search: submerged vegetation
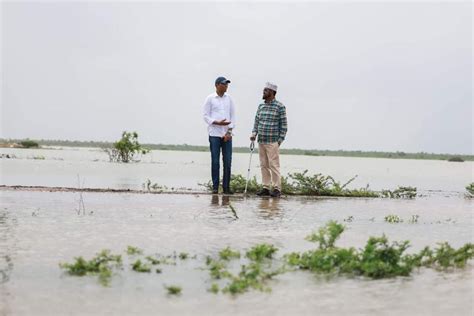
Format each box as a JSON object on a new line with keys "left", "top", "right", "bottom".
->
{"left": 466, "top": 183, "right": 474, "bottom": 198}
{"left": 285, "top": 221, "right": 474, "bottom": 279}
{"left": 59, "top": 250, "right": 122, "bottom": 286}
{"left": 201, "top": 171, "right": 416, "bottom": 198}
{"left": 165, "top": 285, "right": 182, "bottom": 295}
{"left": 60, "top": 223, "right": 474, "bottom": 295}
{"left": 381, "top": 186, "right": 417, "bottom": 199}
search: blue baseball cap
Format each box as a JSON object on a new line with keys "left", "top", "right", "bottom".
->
{"left": 215, "top": 76, "right": 231, "bottom": 85}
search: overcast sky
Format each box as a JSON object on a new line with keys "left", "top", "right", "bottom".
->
{"left": 1, "top": 1, "right": 472, "bottom": 154}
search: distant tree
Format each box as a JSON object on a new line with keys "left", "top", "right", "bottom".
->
{"left": 448, "top": 156, "right": 464, "bottom": 162}
{"left": 103, "top": 131, "right": 149, "bottom": 163}
{"left": 20, "top": 140, "right": 39, "bottom": 148}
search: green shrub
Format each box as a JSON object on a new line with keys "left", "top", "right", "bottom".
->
{"left": 20, "top": 140, "right": 39, "bottom": 148}
{"left": 466, "top": 183, "right": 474, "bottom": 197}
{"left": 60, "top": 250, "right": 122, "bottom": 286}
{"left": 103, "top": 131, "right": 149, "bottom": 163}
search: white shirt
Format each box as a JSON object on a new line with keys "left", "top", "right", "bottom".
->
{"left": 203, "top": 92, "right": 236, "bottom": 137}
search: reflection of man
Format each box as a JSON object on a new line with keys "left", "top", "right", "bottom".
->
{"left": 258, "top": 197, "right": 281, "bottom": 219}
{"left": 210, "top": 195, "right": 230, "bottom": 206}
{"left": 250, "top": 82, "right": 288, "bottom": 198}
{"left": 203, "top": 76, "right": 236, "bottom": 195}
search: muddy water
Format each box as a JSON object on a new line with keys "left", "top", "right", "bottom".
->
{"left": 0, "top": 147, "right": 472, "bottom": 192}
{"left": 0, "top": 189, "right": 472, "bottom": 316}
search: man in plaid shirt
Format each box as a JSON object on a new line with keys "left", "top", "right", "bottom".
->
{"left": 250, "top": 82, "right": 288, "bottom": 197}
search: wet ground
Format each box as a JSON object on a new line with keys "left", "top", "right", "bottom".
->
{"left": 0, "top": 189, "right": 472, "bottom": 316}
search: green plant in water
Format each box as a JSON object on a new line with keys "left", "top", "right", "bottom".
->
{"left": 200, "top": 172, "right": 418, "bottom": 199}
{"left": 145, "top": 256, "right": 161, "bottom": 265}
{"left": 343, "top": 215, "right": 354, "bottom": 222}
{"left": 384, "top": 214, "right": 403, "bottom": 223}
{"left": 228, "top": 203, "right": 239, "bottom": 219}
{"left": 219, "top": 247, "right": 241, "bottom": 261}
{"left": 165, "top": 285, "right": 182, "bottom": 295}
{"left": 408, "top": 215, "right": 419, "bottom": 223}
{"left": 209, "top": 283, "right": 219, "bottom": 294}
{"left": 206, "top": 256, "right": 232, "bottom": 280}
{"left": 103, "top": 131, "right": 150, "bottom": 163}
{"left": 466, "top": 183, "right": 474, "bottom": 198}
{"left": 142, "top": 179, "right": 168, "bottom": 192}
{"left": 126, "top": 246, "right": 143, "bottom": 255}
{"left": 286, "top": 221, "right": 474, "bottom": 280}
{"left": 199, "top": 174, "right": 261, "bottom": 193}
{"left": 132, "top": 259, "right": 151, "bottom": 273}
{"left": 60, "top": 249, "right": 122, "bottom": 286}
{"left": 381, "top": 186, "right": 417, "bottom": 199}
{"left": 179, "top": 252, "right": 189, "bottom": 260}
{"left": 246, "top": 244, "right": 278, "bottom": 262}
{"left": 223, "top": 262, "right": 278, "bottom": 294}
{"left": 305, "top": 220, "right": 344, "bottom": 249}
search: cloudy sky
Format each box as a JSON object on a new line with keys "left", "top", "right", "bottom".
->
{"left": 1, "top": 1, "right": 472, "bottom": 154}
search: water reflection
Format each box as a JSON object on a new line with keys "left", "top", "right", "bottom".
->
{"left": 257, "top": 197, "right": 282, "bottom": 220}
{"left": 210, "top": 195, "right": 230, "bottom": 207}
{"left": 209, "top": 195, "right": 237, "bottom": 221}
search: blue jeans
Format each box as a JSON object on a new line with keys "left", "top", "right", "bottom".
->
{"left": 209, "top": 136, "right": 232, "bottom": 191}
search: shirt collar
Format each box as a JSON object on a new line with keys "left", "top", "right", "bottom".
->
{"left": 214, "top": 92, "right": 226, "bottom": 98}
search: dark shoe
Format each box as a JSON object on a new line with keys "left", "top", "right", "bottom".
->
{"left": 270, "top": 189, "right": 281, "bottom": 198}
{"left": 212, "top": 189, "right": 219, "bottom": 194}
{"left": 256, "top": 188, "right": 271, "bottom": 196}
{"left": 223, "top": 189, "right": 234, "bottom": 195}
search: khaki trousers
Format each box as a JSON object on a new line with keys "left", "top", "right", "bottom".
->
{"left": 258, "top": 142, "right": 281, "bottom": 190}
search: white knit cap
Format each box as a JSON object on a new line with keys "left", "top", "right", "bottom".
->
{"left": 265, "top": 82, "right": 278, "bottom": 92}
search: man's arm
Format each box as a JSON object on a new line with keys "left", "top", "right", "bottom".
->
{"left": 227, "top": 96, "right": 236, "bottom": 131}
{"left": 250, "top": 106, "right": 260, "bottom": 141}
{"left": 278, "top": 105, "right": 288, "bottom": 145}
{"left": 203, "top": 96, "right": 214, "bottom": 126}
{"left": 203, "top": 96, "right": 230, "bottom": 126}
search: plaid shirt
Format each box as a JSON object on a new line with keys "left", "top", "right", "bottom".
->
{"left": 252, "top": 99, "right": 288, "bottom": 144}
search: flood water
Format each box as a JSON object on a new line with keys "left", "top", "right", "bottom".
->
{"left": 0, "top": 147, "right": 473, "bottom": 315}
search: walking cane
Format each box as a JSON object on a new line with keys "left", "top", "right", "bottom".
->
{"left": 244, "top": 141, "right": 255, "bottom": 195}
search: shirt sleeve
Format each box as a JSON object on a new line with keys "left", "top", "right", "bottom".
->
{"left": 203, "top": 96, "right": 214, "bottom": 126}
{"left": 228, "top": 96, "right": 236, "bottom": 130}
{"left": 278, "top": 104, "right": 288, "bottom": 142}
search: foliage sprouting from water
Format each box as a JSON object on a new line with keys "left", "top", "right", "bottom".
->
{"left": 59, "top": 250, "right": 122, "bottom": 286}
{"left": 103, "top": 131, "right": 150, "bottom": 163}
{"left": 381, "top": 186, "right": 417, "bottom": 199}
{"left": 165, "top": 285, "right": 182, "bottom": 295}
{"left": 286, "top": 221, "right": 474, "bottom": 279}
{"left": 466, "top": 183, "right": 474, "bottom": 198}
{"left": 126, "top": 246, "right": 143, "bottom": 255}
{"left": 219, "top": 247, "right": 241, "bottom": 261}
{"left": 60, "top": 223, "right": 474, "bottom": 295}
{"left": 246, "top": 244, "right": 278, "bottom": 262}
{"left": 142, "top": 179, "right": 168, "bottom": 192}
{"left": 385, "top": 214, "right": 403, "bottom": 223}
{"left": 132, "top": 259, "right": 151, "bottom": 273}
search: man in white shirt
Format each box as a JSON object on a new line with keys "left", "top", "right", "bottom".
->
{"left": 203, "top": 76, "right": 236, "bottom": 194}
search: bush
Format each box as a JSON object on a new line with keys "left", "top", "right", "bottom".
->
{"left": 20, "top": 140, "right": 39, "bottom": 148}
{"left": 447, "top": 156, "right": 464, "bottom": 162}
{"left": 103, "top": 131, "right": 149, "bottom": 163}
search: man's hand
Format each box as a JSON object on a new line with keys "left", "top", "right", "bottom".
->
{"left": 213, "top": 119, "right": 231, "bottom": 126}
{"left": 223, "top": 134, "right": 232, "bottom": 142}
{"left": 250, "top": 134, "right": 256, "bottom": 141}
